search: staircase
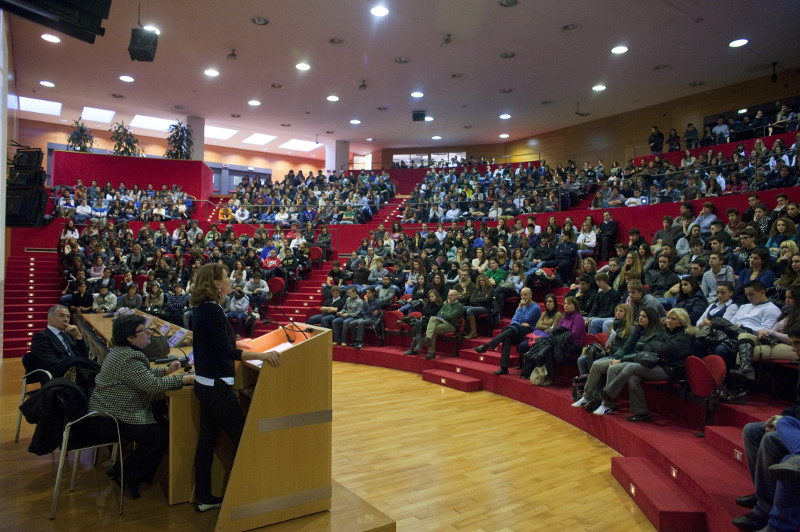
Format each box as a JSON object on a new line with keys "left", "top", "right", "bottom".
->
{"left": 4, "top": 253, "right": 62, "bottom": 358}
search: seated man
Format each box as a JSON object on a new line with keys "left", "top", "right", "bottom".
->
{"left": 244, "top": 271, "right": 269, "bottom": 309}
{"left": 733, "top": 325, "right": 800, "bottom": 532}
{"left": 92, "top": 285, "right": 118, "bottom": 313}
{"left": 29, "top": 305, "right": 90, "bottom": 376}
{"left": 307, "top": 286, "right": 345, "bottom": 329}
{"left": 405, "top": 289, "right": 464, "bottom": 360}
{"left": 346, "top": 287, "right": 382, "bottom": 349}
{"left": 162, "top": 284, "right": 189, "bottom": 326}
{"left": 475, "top": 287, "right": 540, "bottom": 375}
{"left": 225, "top": 285, "right": 250, "bottom": 339}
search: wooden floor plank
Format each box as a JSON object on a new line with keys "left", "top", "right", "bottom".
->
{"left": 1, "top": 359, "right": 653, "bottom": 531}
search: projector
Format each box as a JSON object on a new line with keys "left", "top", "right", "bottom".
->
{"left": 129, "top": 28, "right": 158, "bottom": 61}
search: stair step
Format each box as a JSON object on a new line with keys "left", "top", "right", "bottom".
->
{"left": 460, "top": 348, "right": 519, "bottom": 367}
{"left": 421, "top": 369, "right": 482, "bottom": 392}
{"left": 704, "top": 426, "right": 748, "bottom": 472}
{"left": 611, "top": 456, "right": 706, "bottom": 532}
{"left": 435, "top": 357, "right": 503, "bottom": 379}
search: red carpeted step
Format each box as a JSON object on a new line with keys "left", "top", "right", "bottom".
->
{"left": 421, "top": 369, "right": 482, "bottom": 392}
{"left": 704, "top": 426, "right": 748, "bottom": 473}
{"left": 436, "top": 357, "right": 506, "bottom": 380}
{"left": 611, "top": 456, "right": 706, "bottom": 532}
{"left": 460, "top": 348, "right": 519, "bottom": 368}
{"left": 333, "top": 345, "right": 431, "bottom": 373}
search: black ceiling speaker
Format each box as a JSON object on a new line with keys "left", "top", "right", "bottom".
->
{"left": 412, "top": 110, "right": 426, "bottom": 122}
{"left": 129, "top": 28, "right": 158, "bottom": 61}
{"left": 0, "top": 0, "right": 111, "bottom": 43}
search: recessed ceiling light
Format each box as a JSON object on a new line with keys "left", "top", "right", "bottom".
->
{"left": 270, "top": 83, "right": 283, "bottom": 89}
{"left": 111, "top": 93, "right": 124, "bottom": 99}
{"left": 394, "top": 57, "right": 409, "bottom": 64}
{"left": 81, "top": 106, "right": 115, "bottom": 123}
{"left": 280, "top": 123, "right": 291, "bottom": 127}
{"left": 737, "top": 108, "right": 748, "bottom": 114}
{"left": 174, "top": 104, "right": 186, "bottom": 110}
{"left": 41, "top": 33, "right": 60, "bottom": 43}
{"left": 729, "top": 38, "right": 748, "bottom": 48}
{"left": 243, "top": 133, "right": 277, "bottom": 145}
{"left": 561, "top": 24, "right": 582, "bottom": 33}
{"left": 611, "top": 45, "right": 628, "bottom": 54}
{"left": 451, "top": 73, "right": 464, "bottom": 79}
{"left": 370, "top": 6, "right": 389, "bottom": 17}
{"left": 499, "top": 133, "right": 510, "bottom": 139}
{"left": 688, "top": 80, "right": 705, "bottom": 87}
{"left": 541, "top": 100, "right": 553, "bottom": 105}
{"left": 119, "top": 75, "right": 134, "bottom": 83}
{"left": 500, "top": 51, "right": 516, "bottom": 59}
{"left": 204, "top": 68, "right": 220, "bottom": 77}
{"left": 326, "top": 95, "right": 340, "bottom": 102}
{"left": 143, "top": 25, "right": 160, "bottom": 35}
{"left": 500, "top": 88, "right": 513, "bottom": 94}
{"left": 329, "top": 37, "right": 345, "bottom": 44}
{"left": 592, "top": 84, "right": 606, "bottom": 91}
{"left": 279, "top": 139, "right": 319, "bottom": 152}
{"left": 499, "top": 0, "right": 518, "bottom": 6}
{"left": 350, "top": 119, "right": 361, "bottom": 125}
{"left": 411, "top": 91, "right": 424, "bottom": 98}
{"left": 424, "top": 116, "right": 434, "bottom": 122}
{"left": 130, "top": 114, "right": 177, "bottom": 131}
{"left": 295, "top": 63, "right": 310, "bottom": 71}
{"left": 499, "top": 113, "right": 511, "bottom": 119}
{"left": 464, "top": 125, "right": 472, "bottom": 129}
{"left": 39, "top": 81, "right": 55, "bottom": 88}
{"left": 18, "top": 96, "right": 61, "bottom": 116}
{"left": 230, "top": 113, "right": 240, "bottom": 118}
{"left": 653, "top": 64, "right": 671, "bottom": 72}
{"left": 248, "top": 99, "right": 261, "bottom": 106}
{"left": 366, "top": 138, "right": 374, "bottom": 141}
{"left": 251, "top": 16, "right": 269, "bottom": 25}
{"left": 431, "top": 135, "right": 442, "bottom": 140}
{"left": 377, "top": 106, "right": 388, "bottom": 111}
{"left": 326, "top": 130, "right": 335, "bottom": 134}
{"left": 204, "top": 126, "right": 238, "bottom": 140}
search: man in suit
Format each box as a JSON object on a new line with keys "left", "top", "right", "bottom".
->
{"left": 29, "top": 305, "right": 89, "bottom": 375}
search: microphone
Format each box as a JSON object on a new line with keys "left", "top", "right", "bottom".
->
{"left": 261, "top": 293, "right": 308, "bottom": 343}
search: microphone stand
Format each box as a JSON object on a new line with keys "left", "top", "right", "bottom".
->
{"left": 261, "top": 294, "right": 309, "bottom": 343}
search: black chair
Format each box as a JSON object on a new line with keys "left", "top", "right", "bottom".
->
{"left": 16, "top": 352, "right": 52, "bottom": 443}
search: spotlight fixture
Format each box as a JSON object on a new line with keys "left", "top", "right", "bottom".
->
{"left": 329, "top": 37, "right": 345, "bottom": 44}
{"left": 499, "top": 113, "right": 511, "bottom": 119}
{"left": 500, "top": 88, "right": 513, "bottom": 94}
{"left": 358, "top": 80, "right": 368, "bottom": 91}
{"left": 729, "top": 38, "right": 748, "bottom": 48}
{"left": 370, "top": 6, "right": 389, "bottom": 17}
{"left": 204, "top": 68, "right": 220, "bottom": 77}
{"left": 499, "top": 0, "right": 518, "bottom": 6}
{"left": 499, "top": 133, "right": 510, "bottom": 139}
{"left": 227, "top": 49, "right": 237, "bottom": 60}
{"left": 561, "top": 24, "right": 582, "bottom": 33}
{"left": 119, "top": 75, "right": 135, "bottom": 83}
{"left": 688, "top": 80, "right": 704, "bottom": 87}
{"left": 41, "top": 33, "right": 61, "bottom": 43}
{"left": 296, "top": 63, "right": 310, "bottom": 71}
{"left": 251, "top": 16, "right": 269, "bottom": 26}
{"left": 327, "top": 95, "right": 340, "bottom": 102}
{"left": 248, "top": 99, "right": 261, "bottom": 106}
{"left": 350, "top": 119, "right": 361, "bottom": 125}
{"left": 394, "top": 57, "right": 409, "bottom": 64}
{"left": 592, "top": 84, "right": 606, "bottom": 91}
{"left": 39, "top": 81, "right": 55, "bottom": 88}
{"left": 326, "top": 130, "right": 335, "bottom": 134}
{"left": 451, "top": 73, "right": 464, "bottom": 79}
{"left": 270, "top": 83, "right": 283, "bottom": 89}
{"left": 431, "top": 136, "right": 442, "bottom": 140}
{"left": 411, "top": 91, "right": 424, "bottom": 98}
{"left": 500, "top": 51, "right": 516, "bottom": 59}
{"left": 441, "top": 33, "right": 452, "bottom": 46}
{"left": 611, "top": 45, "right": 628, "bottom": 54}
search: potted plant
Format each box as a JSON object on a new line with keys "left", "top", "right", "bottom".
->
{"left": 66, "top": 119, "right": 94, "bottom": 152}
{"left": 164, "top": 121, "right": 194, "bottom": 160}
{"left": 109, "top": 121, "right": 143, "bottom": 156}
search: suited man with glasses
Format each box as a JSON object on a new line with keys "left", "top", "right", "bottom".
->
{"left": 29, "top": 305, "right": 90, "bottom": 376}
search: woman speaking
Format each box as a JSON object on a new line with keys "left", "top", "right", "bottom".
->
{"left": 191, "top": 263, "right": 281, "bottom": 512}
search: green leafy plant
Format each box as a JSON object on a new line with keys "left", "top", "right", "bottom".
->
{"left": 164, "top": 121, "right": 194, "bottom": 159}
{"left": 109, "top": 121, "right": 143, "bottom": 157}
{"left": 66, "top": 119, "right": 94, "bottom": 152}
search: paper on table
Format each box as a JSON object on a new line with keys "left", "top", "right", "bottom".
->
{"left": 246, "top": 341, "right": 294, "bottom": 368}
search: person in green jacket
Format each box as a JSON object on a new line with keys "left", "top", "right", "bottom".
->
{"left": 485, "top": 258, "right": 508, "bottom": 287}
{"left": 405, "top": 289, "right": 464, "bottom": 360}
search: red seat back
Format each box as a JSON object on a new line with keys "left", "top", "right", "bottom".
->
{"left": 686, "top": 356, "right": 715, "bottom": 398}
{"left": 703, "top": 355, "right": 727, "bottom": 390}
{"left": 383, "top": 310, "right": 404, "bottom": 332}
{"left": 267, "top": 277, "right": 285, "bottom": 294}
{"left": 309, "top": 246, "right": 322, "bottom": 260}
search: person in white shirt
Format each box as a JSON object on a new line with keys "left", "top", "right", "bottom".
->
{"left": 696, "top": 281, "right": 738, "bottom": 327}
{"left": 234, "top": 206, "right": 250, "bottom": 223}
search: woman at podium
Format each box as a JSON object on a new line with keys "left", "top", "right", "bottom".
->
{"left": 189, "top": 263, "right": 281, "bottom": 512}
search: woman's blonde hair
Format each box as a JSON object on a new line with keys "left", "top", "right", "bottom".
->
{"left": 189, "top": 263, "right": 229, "bottom": 306}
{"left": 667, "top": 307, "right": 697, "bottom": 336}
{"left": 611, "top": 303, "right": 633, "bottom": 339}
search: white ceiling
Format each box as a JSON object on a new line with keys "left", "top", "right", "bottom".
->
{"left": 7, "top": 0, "right": 800, "bottom": 159}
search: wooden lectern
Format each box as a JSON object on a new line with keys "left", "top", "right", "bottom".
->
{"left": 215, "top": 323, "right": 332, "bottom": 531}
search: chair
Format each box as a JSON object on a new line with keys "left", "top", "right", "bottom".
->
{"left": 436, "top": 317, "right": 465, "bottom": 356}
{"left": 685, "top": 355, "right": 727, "bottom": 436}
{"left": 383, "top": 310, "right": 405, "bottom": 341}
{"left": 267, "top": 276, "right": 286, "bottom": 304}
{"left": 309, "top": 246, "right": 323, "bottom": 268}
{"left": 51, "top": 406, "right": 124, "bottom": 519}
{"left": 16, "top": 352, "right": 52, "bottom": 443}
{"left": 133, "top": 274, "right": 148, "bottom": 292}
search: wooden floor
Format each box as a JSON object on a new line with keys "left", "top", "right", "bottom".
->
{"left": 0, "top": 358, "right": 653, "bottom": 531}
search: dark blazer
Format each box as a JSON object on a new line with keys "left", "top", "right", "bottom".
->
{"left": 29, "top": 328, "right": 89, "bottom": 375}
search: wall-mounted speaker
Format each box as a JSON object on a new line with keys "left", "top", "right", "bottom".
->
{"left": 7, "top": 188, "right": 48, "bottom": 226}
{"left": 129, "top": 28, "right": 158, "bottom": 61}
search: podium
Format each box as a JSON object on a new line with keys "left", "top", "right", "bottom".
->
{"left": 215, "top": 323, "right": 332, "bottom": 531}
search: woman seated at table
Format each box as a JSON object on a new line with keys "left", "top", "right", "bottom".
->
{"left": 85, "top": 314, "right": 195, "bottom": 499}
{"left": 596, "top": 308, "right": 695, "bottom": 422}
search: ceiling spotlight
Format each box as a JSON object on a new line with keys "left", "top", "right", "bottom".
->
{"left": 611, "top": 45, "right": 628, "bottom": 54}
{"left": 327, "top": 95, "right": 340, "bottom": 102}
{"left": 280, "top": 123, "right": 291, "bottom": 127}
{"left": 251, "top": 16, "right": 269, "bottom": 25}
{"left": 370, "top": 6, "right": 389, "bottom": 17}
{"left": 41, "top": 33, "right": 61, "bottom": 43}
{"left": 411, "top": 91, "right": 424, "bottom": 98}
{"left": 270, "top": 83, "right": 283, "bottom": 89}
{"left": 499, "top": 133, "right": 510, "bottom": 139}
{"left": 174, "top": 104, "right": 186, "bottom": 110}
{"left": 39, "top": 81, "right": 55, "bottom": 88}
{"left": 326, "top": 130, "right": 335, "bottom": 134}
{"left": 227, "top": 49, "right": 237, "bottom": 60}
{"left": 204, "top": 68, "right": 220, "bottom": 77}
{"left": 688, "top": 80, "right": 705, "bottom": 87}
{"left": 729, "top": 38, "right": 748, "bottom": 48}
{"left": 424, "top": 116, "right": 434, "bottom": 122}
{"left": 500, "top": 88, "right": 513, "bottom": 94}
{"left": 499, "top": 0, "right": 518, "bottom": 6}
{"left": 143, "top": 25, "right": 160, "bottom": 35}
{"left": 394, "top": 57, "right": 409, "bottom": 64}
{"left": 653, "top": 64, "right": 671, "bottom": 72}
{"left": 296, "top": 63, "right": 310, "bottom": 71}
{"left": 119, "top": 75, "right": 135, "bottom": 83}
{"left": 377, "top": 106, "right": 389, "bottom": 111}
{"left": 248, "top": 99, "right": 261, "bottom": 106}
{"left": 592, "top": 84, "right": 606, "bottom": 91}
{"left": 541, "top": 100, "right": 553, "bottom": 105}
{"left": 366, "top": 138, "right": 374, "bottom": 142}
{"left": 499, "top": 113, "right": 511, "bottom": 119}
{"left": 431, "top": 135, "right": 442, "bottom": 140}
{"left": 464, "top": 125, "right": 472, "bottom": 129}
{"left": 358, "top": 80, "right": 368, "bottom": 91}
{"left": 451, "top": 73, "right": 464, "bottom": 79}
{"left": 329, "top": 37, "right": 345, "bottom": 44}
{"left": 111, "top": 93, "right": 124, "bottom": 99}
{"left": 500, "top": 51, "right": 516, "bottom": 59}
{"left": 230, "top": 114, "right": 240, "bottom": 118}
{"left": 350, "top": 119, "right": 361, "bottom": 125}
{"left": 561, "top": 24, "right": 582, "bottom": 33}
{"left": 737, "top": 108, "right": 748, "bottom": 114}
